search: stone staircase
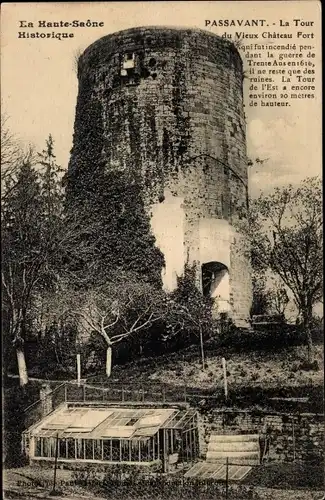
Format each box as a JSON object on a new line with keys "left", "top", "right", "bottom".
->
{"left": 184, "top": 433, "right": 260, "bottom": 480}
{"left": 206, "top": 433, "right": 261, "bottom": 466}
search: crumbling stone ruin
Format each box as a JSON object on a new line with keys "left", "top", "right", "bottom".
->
{"left": 68, "top": 27, "right": 252, "bottom": 327}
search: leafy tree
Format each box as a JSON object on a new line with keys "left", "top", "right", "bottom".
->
{"left": 250, "top": 177, "right": 322, "bottom": 361}
{"left": 267, "top": 278, "right": 290, "bottom": 318}
{"left": 250, "top": 272, "right": 271, "bottom": 317}
{"left": 164, "top": 265, "right": 214, "bottom": 369}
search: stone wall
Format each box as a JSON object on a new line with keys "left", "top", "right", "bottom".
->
{"left": 198, "top": 409, "right": 324, "bottom": 463}
{"left": 68, "top": 27, "right": 252, "bottom": 326}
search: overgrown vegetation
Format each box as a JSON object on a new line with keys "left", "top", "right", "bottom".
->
{"left": 4, "top": 464, "right": 323, "bottom": 499}
{"left": 1, "top": 125, "right": 218, "bottom": 384}
{"left": 2, "top": 120, "right": 323, "bottom": 398}
{"left": 248, "top": 177, "right": 323, "bottom": 362}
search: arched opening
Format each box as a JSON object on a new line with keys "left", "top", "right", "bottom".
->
{"left": 202, "top": 261, "right": 230, "bottom": 313}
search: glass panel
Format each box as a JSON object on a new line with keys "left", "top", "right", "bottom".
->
{"left": 126, "top": 418, "right": 139, "bottom": 426}
{"left": 140, "top": 440, "right": 150, "bottom": 462}
{"left": 147, "top": 438, "right": 154, "bottom": 460}
{"left": 66, "top": 410, "right": 112, "bottom": 433}
{"left": 67, "top": 438, "right": 75, "bottom": 459}
{"left": 76, "top": 439, "right": 84, "bottom": 459}
{"left": 35, "top": 437, "right": 42, "bottom": 457}
{"left": 58, "top": 439, "right": 67, "bottom": 459}
{"left": 167, "top": 430, "right": 176, "bottom": 454}
{"left": 103, "top": 440, "right": 111, "bottom": 461}
{"left": 111, "top": 440, "right": 120, "bottom": 461}
{"left": 43, "top": 438, "right": 50, "bottom": 457}
{"left": 154, "top": 433, "right": 161, "bottom": 460}
{"left": 174, "top": 431, "right": 182, "bottom": 454}
{"left": 22, "top": 434, "right": 29, "bottom": 453}
{"left": 49, "top": 437, "right": 57, "bottom": 458}
{"left": 93, "top": 439, "right": 102, "bottom": 460}
{"left": 115, "top": 417, "right": 134, "bottom": 426}
{"left": 121, "top": 440, "right": 130, "bottom": 461}
{"left": 130, "top": 440, "right": 140, "bottom": 462}
{"left": 85, "top": 439, "right": 93, "bottom": 460}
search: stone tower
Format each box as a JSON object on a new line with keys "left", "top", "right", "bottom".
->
{"left": 68, "top": 27, "right": 252, "bottom": 327}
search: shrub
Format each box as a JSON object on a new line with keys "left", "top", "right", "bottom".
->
{"left": 71, "top": 465, "right": 102, "bottom": 483}
{"left": 299, "top": 359, "right": 319, "bottom": 371}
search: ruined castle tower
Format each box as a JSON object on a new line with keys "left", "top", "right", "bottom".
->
{"left": 68, "top": 27, "right": 252, "bottom": 327}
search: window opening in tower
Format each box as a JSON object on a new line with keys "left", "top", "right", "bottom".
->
{"left": 122, "top": 53, "right": 136, "bottom": 70}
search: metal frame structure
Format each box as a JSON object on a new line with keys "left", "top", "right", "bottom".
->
{"left": 23, "top": 402, "right": 199, "bottom": 471}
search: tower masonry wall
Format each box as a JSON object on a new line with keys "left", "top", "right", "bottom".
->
{"left": 70, "top": 27, "right": 252, "bottom": 327}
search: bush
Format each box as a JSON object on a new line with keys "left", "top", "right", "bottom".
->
{"left": 299, "top": 359, "right": 320, "bottom": 372}
{"left": 85, "top": 474, "right": 261, "bottom": 499}
{"left": 71, "top": 465, "right": 102, "bottom": 483}
{"left": 213, "top": 324, "right": 303, "bottom": 353}
{"left": 3, "top": 384, "right": 40, "bottom": 467}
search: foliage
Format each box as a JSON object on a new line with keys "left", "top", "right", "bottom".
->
{"left": 251, "top": 274, "right": 289, "bottom": 318}
{"left": 37, "top": 134, "right": 64, "bottom": 218}
{"left": 73, "top": 472, "right": 259, "bottom": 500}
{"left": 35, "top": 323, "right": 79, "bottom": 378}
{"left": 2, "top": 125, "right": 201, "bottom": 379}
{"left": 2, "top": 160, "right": 45, "bottom": 349}
{"left": 267, "top": 278, "right": 289, "bottom": 317}
{"left": 3, "top": 383, "right": 39, "bottom": 467}
{"left": 250, "top": 272, "right": 271, "bottom": 317}
{"left": 1, "top": 113, "right": 34, "bottom": 198}
{"left": 1, "top": 135, "right": 78, "bottom": 381}
{"left": 244, "top": 461, "right": 324, "bottom": 489}
{"left": 64, "top": 169, "right": 165, "bottom": 288}
{"left": 52, "top": 271, "right": 166, "bottom": 346}
{"left": 66, "top": 78, "right": 165, "bottom": 287}
{"left": 45, "top": 264, "right": 216, "bottom": 375}
{"left": 249, "top": 177, "right": 323, "bottom": 359}
{"left": 166, "top": 265, "right": 214, "bottom": 336}
{"left": 162, "top": 265, "right": 215, "bottom": 367}
{"left": 38, "top": 267, "right": 169, "bottom": 376}
{"left": 71, "top": 464, "right": 103, "bottom": 482}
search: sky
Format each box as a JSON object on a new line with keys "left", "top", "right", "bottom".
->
{"left": 1, "top": 1, "right": 322, "bottom": 198}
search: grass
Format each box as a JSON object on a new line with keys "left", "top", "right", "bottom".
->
{"left": 243, "top": 462, "right": 324, "bottom": 489}
{"left": 146, "top": 346, "right": 323, "bottom": 389}
{"left": 4, "top": 465, "right": 324, "bottom": 500}
{"left": 89, "top": 344, "right": 323, "bottom": 402}
{"left": 82, "top": 344, "right": 325, "bottom": 414}
{"left": 5, "top": 463, "right": 324, "bottom": 489}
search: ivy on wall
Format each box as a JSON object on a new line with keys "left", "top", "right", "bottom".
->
{"left": 65, "top": 70, "right": 164, "bottom": 288}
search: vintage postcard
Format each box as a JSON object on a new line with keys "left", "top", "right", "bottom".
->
{"left": 1, "top": 1, "right": 323, "bottom": 499}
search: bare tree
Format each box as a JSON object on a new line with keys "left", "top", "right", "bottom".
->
{"left": 250, "top": 177, "right": 323, "bottom": 362}
{"left": 1, "top": 114, "right": 22, "bottom": 179}
{"left": 72, "top": 47, "right": 84, "bottom": 75}
{"left": 1, "top": 113, "right": 35, "bottom": 193}
{"left": 47, "top": 272, "right": 167, "bottom": 378}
